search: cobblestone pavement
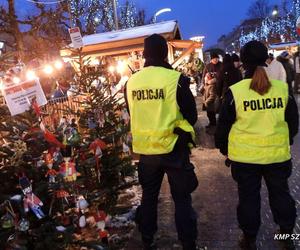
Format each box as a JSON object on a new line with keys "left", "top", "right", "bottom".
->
{"left": 126, "top": 95, "right": 300, "bottom": 250}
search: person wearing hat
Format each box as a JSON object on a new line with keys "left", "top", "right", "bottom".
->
{"left": 201, "top": 52, "right": 222, "bottom": 133}
{"left": 215, "top": 41, "right": 299, "bottom": 250}
{"left": 125, "top": 34, "right": 199, "bottom": 250}
{"left": 277, "top": 51, "right": 295, "bottom": 91}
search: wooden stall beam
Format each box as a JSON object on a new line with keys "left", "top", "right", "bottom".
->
{"left": 171, "top": 44, "right": 197, "bottom": 69}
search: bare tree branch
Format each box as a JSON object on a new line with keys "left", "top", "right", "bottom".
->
{"left": 247, "top": 0, "right": 271, "bottom": 19}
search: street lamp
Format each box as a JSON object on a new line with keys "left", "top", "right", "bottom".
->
{"left": 154, "top": 8, "right": 172, "bottom": 23}
{"left": 272, "top": 5, "right": 279, "bottom": 17}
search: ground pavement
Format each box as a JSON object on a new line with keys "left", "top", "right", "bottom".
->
{"left": 125, "top": 95, "right": 300, "bottom": 250}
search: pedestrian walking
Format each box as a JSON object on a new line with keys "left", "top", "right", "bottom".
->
{"left": 277, "top": 51, "right": 295, "bottom": 91}
{"left": 125, "top": 34, "right": 199, "bottom": 250}
{"left": 264, "top": 53, "right": 287, "bottom": 82}
{"left": 217, "top": 54, "right": 243, "bottom": 100}
{"left": 293, "top": 51, "right": 300, "bottom": 93}
{"left": 201, "top": 52, "right": 222, "bottom": 132}
{"left": 215, "top": 41, "right": 299, "bottom": 250}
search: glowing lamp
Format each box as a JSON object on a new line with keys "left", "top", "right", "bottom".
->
{"left": 13, "top": 77, "right": 21, "bottom": 84}
{"left": 26, "top": 70, "right": 36, "bottom": 81}
{"left": 117, "top": 60, "right": 126, "bottom": 74}
{"left": 54, "top": 61, "right": 63, "bottom": 70}
{"left": 109, "top": 66, "right": 115, "bottom": 73}
{"left": 44, "top": 65, "right": 53, "bottom": 75}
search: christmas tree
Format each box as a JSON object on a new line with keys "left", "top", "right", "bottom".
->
{"left": 0, "top": 51, "right": 135, "bottom": 249}
{"left": 65, "top": 50, "right": 133, "bottom": 192}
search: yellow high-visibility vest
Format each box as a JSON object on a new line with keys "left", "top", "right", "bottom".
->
{"left": 127, "top": 66, "right": 195, "bottom": 155}
{"left": 228, "top": 79, "right": 290, "bottom": 164}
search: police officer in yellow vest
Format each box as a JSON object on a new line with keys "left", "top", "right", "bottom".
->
{"left": 125, "top": 34, "right": 199, "bottom": 250}
{"left": 215, "top": 41, "right": 299, "bottom": 250}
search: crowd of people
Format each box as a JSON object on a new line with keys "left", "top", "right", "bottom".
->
{"left": 125, "top": 34, "right": 299, "bottom": 250}
{"left": 200, "top": 49, "right": 299, "bottom": 135}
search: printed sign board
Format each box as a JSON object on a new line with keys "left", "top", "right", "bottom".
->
{"left": 2, "top": 79, "right": 47, "bottom": 116}
{"left": 69, "top": 27, "right": 84, "bottom": 49}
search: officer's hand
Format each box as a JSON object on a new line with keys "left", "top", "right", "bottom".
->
{"left": 224, "top": 157, "right": 232, "bottom": 168}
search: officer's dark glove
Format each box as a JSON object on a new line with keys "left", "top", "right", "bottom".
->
{"left": 225, "top": 158, "right": 232, "bottom": 168}
{"left": 173, "top": 127, "right": 196, "bottom": 155}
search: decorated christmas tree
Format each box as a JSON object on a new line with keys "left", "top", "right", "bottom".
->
{"left": 0, "top": 50, "right": 135, "bottom": 249}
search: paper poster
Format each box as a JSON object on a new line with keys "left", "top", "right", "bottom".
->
{"left": 69, "top": 27, "right": 84, "bottom": 49}
{"left": 2, "top": 79, "right": 47, "bottom": 116}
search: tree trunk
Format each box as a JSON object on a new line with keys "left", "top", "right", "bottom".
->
{"left": 8, "top": 0, "right": 25, "bottom": 61}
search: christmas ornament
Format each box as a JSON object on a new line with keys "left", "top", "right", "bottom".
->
{"left": 53, "top": 147, "right": 64, "bottom": 165}
{"left": 1, "top": 213, "right": 14, "bottom": 229}
{"left": 19, "top": 175, "right": 45, "bottom": 219}
{"left": 59, "top": 157, "right": 77, "bottom": 182}
{"left": 89, "top": 139, "right": 107, "bottom": 182}
{"left": 95, "top": 210, "right": 107, "bottom": 231}
{"left": 76, "top": 196, "right": 89, "bottom": 213}
{"left": 0, "top": 200, "right": 16, "bottom": 229}
{"left": 122, "top": 142, "right": 130, "bottom": 156}
{"left": 99, "top": 229, "right": 109, "bottom": 245}
{"left": 18, "top": 218, "right": 30, "bottom": 231}
{"left": 122, "top": 108, "right": 130, "bottom": 124}
{"left": 45, "top": 153, "right": 58, "bottom": 183}
{"left": 79, "top": 215, "right": 86, "bottom": 228}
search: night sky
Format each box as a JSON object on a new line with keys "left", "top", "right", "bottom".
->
{"left": 11, "top": 0, "right": 284, "bottom": 48}
{"left": 133, "top": 0, "right": 283, "bottom": 48}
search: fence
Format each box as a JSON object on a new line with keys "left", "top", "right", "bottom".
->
{"left": 40, "top": 96, "right": 83, "bottom": 128}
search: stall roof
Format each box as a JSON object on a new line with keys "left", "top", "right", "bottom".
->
{"left": 60, "top": 20, "right": 204, "bottom": 58}
{"left": 80, "top": 20, "right": 181, "bottom": 47}
{"left": 60, "top": 20, "right": 204, "bottom": 70}
{"left": 269, "top": 41, "right": 298, "bottom": 49}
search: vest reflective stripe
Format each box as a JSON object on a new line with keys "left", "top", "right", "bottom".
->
{"left": 228, "top": 79, "right": 290, "bottom": 164}
{"left": 127, "top": 66, "right": 195, "bottom": 155}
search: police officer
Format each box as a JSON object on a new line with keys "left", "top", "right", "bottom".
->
{"left": 125, "top": 34, "right": 198, "bottom": 250}
{"left": 215, "top": 41, "right": 299, "bottom": 250}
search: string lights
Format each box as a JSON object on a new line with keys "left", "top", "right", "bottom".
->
{"left": 239, "top": 0, "right": 300, "bottom": 47}
{"left": 2, "top": 60, "right": 65, "bottom": 86}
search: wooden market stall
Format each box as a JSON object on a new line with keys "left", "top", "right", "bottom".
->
{"left": 60, "top": 20, "right": 204, "bottom": 71}
{"left": 269, "top": 41, "right": 299, "bottom": 57}
{"left": 44, "top": 21, "right": 204, "bottom": 119}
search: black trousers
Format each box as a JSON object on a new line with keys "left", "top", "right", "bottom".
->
{"left": 136, "top": 153, "right": 198, "bottom": 243}
{"left": 231, "top": 160, "right": 296, "bottom": 237}
{"left": 207, "top": 111, "right": 216, "bottom": 126}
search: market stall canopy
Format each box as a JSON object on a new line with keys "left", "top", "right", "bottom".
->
{"left": 60, "top": 20, "right": 203, "bottom": 60}
{"left": 269, "top": 41, "right": 299, "bottom": 50}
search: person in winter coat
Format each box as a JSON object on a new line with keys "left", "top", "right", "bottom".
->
{"left": 231, "top": 53, "right": 241, "bottom": 68}
{"left": 293, "top": 51, "right": 300, "bottom": 93}
{"left": 201, "top": 52, "right": 222, "bottom": 129}
{"left": 125, "top": 34, "right": 199, "bottom": 250}
{"left": 264, "top": 53, "right": 286, "bottom": 82}
{"left": 217, "top": 54, "right": 243, "bottom": 99}
{"left": 215, "top": 41, "right": 299, "bottom": 250}
{"left": 277, "top": 51, "right": 295, "bottom": 91}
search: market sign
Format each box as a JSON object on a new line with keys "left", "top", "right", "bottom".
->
{"left": 69, "top": 27, "right": 84, "bottom": 49}
{"left": 2, "top": 79, "right": 47, "bottom": 116}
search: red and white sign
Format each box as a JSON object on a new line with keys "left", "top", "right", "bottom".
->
{"left": 296, "top": 16, "right": 300, "bottom": 35}
{"left": 69, "top": 27, "right": 83, "bottom": 49}
{"left": 2, "top": 79, "right": 47, "bottom": 116}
